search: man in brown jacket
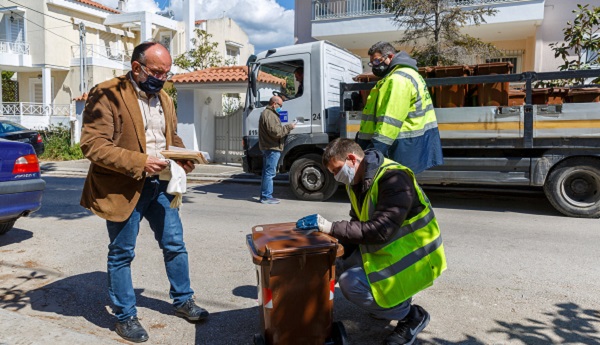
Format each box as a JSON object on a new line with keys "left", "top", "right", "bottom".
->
{"left": 80, "top": 42, "right": 207, "bottom": 343}
{"left": 258, "top": 96, "right": 295, "bottom": 204}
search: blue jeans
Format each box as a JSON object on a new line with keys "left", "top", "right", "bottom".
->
{"left": 260, "top": 150, "right": 281, "bottom": 200}
{"left": 106, "top": 177, "right": 194, "bottom": 321}
{"left": 337, "top": 249, "right": 411, "bottom": 320}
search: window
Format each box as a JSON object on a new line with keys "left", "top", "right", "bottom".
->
{"left": 9, "top": 15, "right": 24, "bottom": 42}
{"left": 160, "top": 32, "right": 172, "bottom": 52}
{"left": 29, "top": 78, "right": 54, "bottom": 103}
{"left": 226, "top": 45, "right": 240, "bottom": 66}
{"left": 257, "top": 60, "right": 304, "bottom": 104}
{"left": 486, "top": 50, "right": 524, "bottom": 73}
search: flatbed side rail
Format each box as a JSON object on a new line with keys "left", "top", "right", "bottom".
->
{"left": 340, "top": 69, "right": 600, "bottom": 148}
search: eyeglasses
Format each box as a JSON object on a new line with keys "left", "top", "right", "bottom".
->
{"left": 368, "top": 56, "right": 387, "bottom": 67}
{"left": 139, "top": 62, "right": 174, "bottom": 81}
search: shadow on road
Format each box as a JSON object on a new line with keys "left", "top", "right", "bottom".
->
{"left": 425, "top": 302, "right": 600, "bottom": 345}
{"left": 424, "top": 187, "right": 560, "bottom": 217}
{"left": 30, "top": 176, "right": 93, "bottom": 220}
{"left": 26, "top": 271, "right": 173, "bottom": 330}
{"left": 0, "top": 228, "right": 33, "bottom": 247}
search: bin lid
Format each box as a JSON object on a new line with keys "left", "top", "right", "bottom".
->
{"left": 250, "top": 222, "right": 344, "bottom": 259}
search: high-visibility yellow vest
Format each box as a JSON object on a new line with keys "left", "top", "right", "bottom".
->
{"left": 347, "top": 158, "right": 447, "bottom": 308}
{"left": 357, "top": 65, "right": 444, "bottom": 175}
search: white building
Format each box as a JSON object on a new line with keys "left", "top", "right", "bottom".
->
{"left": 0, "top": 0, "right": 197, "bottom": 129}
{"left": 295, "top": 0, "right": 600, "bottom": 72}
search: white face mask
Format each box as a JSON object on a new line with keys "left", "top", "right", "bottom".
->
{"left": 334, "top": 159, "right": 358, "bottom": 185}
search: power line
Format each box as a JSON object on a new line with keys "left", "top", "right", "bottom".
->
{"left": 3, "top": 2, "right": 132, "bottom": 70}
{"left": 3, "top": 0, "right": 73, "bottom": 25}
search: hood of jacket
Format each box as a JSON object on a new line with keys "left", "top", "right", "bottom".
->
{"left": 387, "top": 51, "right": 418, "bottom": 74}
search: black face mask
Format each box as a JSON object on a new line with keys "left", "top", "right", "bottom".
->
{"left": 139, "top": 75, "right": 165, "bottom": 95}
{"left": 372, "top": 63, "right": 390, "bottom": 78}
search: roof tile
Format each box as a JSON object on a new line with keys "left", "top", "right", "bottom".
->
{"left": 171, "top": 66, "right": 286, "bottom": 86}
{"left": 76, "top": 0, "right": 120, "bottom": 14}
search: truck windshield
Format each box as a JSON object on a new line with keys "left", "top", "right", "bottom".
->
{"left": 257, "top": 60, "right": 304, "bottom": 106}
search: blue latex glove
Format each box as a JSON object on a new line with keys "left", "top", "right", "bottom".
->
{"left": 296, "top": 214, "right": 332, "bottom": 233}
{"left": 296, "top": 214, "right": 319, "bottom": 230}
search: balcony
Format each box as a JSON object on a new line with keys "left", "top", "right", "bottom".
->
{"left": 313, "top": 0, "right": 541, "bottom": 20}
{"left": 0, "top": 39, "right": 32, "bottom": 67}
{"left": 70, "top": 44, "right": 131, "bottom": 70}
{"left": 311, "top": 0, "right": 545, "bottom": 50}
{"left": 0, "top": 102, "right": 74, "bottom": 129}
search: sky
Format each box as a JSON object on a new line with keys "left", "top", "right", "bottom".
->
{"left": 95, "top": 0, "right": 295, "bottom": 55}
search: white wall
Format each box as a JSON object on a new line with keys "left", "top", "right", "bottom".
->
{"left": 534, "top": 0, "right": 600, "bottom": 72}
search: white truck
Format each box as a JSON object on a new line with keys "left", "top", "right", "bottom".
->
{"left": 242, "top": 41, "right": 600, "bottom": 218}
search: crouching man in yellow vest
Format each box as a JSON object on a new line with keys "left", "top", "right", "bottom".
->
{"left": 296, "top": 138, "right": 446, "bottom": 345}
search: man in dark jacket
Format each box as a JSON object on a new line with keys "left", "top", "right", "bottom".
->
{"left": 258, "top": 96, "right": 296, "bottom": 204}
{"left": 296, "top": 138, "right": 446, "bottom": 345}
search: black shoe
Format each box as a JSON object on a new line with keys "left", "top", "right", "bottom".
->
{"left": 384, "top": 305, "right": 430, "bottom": 345}
{"left": 175, "top": 298, "right": 209, "bottom": 321}
{"left": 115, "top": 316, "right": 149, "bottom": 343}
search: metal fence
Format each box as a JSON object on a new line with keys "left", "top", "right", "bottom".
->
{"left": 0, "top": 40, "right": 30, "bottom": 55}
{"left": 214, "top": 108, "right": 244, "bottom": 164}
{"left": 0, "top": 102, "right": 73, "bottom": 116}
{"left": 71, "top": 44, "right": 131, "bottom": 65}
{"left": 313, "top": 0, "right": 536, "bottom": 20}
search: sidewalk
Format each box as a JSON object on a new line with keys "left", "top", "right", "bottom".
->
{"left": 40, "top": 159, "right": 289, "bottom": 184}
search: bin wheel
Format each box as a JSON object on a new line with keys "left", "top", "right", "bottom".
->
{"left": 253, "top": 333, "right": 266, "bottom": 345}
{"left": 331, "top": 321, "right": 348, "bottom": 345}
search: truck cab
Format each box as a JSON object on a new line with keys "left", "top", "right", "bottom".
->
{"left": 242, "top": 41, "right": 362, "bottom": 200}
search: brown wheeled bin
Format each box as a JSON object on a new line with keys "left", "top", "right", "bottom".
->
{"left": 474, "top": 62, "right": 513, "bottom": 106}
{"left": 567, "top": 87, "right": 600, "bottom": 103}
{"left": 432, "top": 65, "right": 471, "bottom": 108}
{"left": 246, "top": 222, "right": 347, "bottom": 345}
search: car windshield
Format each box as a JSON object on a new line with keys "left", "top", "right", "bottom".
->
{"left": 0, "top": 120, "right": 27, "bottom": 134}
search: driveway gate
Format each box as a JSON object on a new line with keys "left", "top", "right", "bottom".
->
{"left": 214, "top": 108, "right": 243, "bottom": 164}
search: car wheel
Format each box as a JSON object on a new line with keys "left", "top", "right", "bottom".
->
{"left": 543, "top": 158, "right": 600, "bottom": 218}
{"left": 0, "top": 219, "right": 17, "bottom": 235}
{"left": 289, "top": 153, "right": 338, "bottom": 201}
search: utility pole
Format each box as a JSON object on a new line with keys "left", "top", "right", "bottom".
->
{"left": 79, "top": 22, "right": 87, "bottom": 93}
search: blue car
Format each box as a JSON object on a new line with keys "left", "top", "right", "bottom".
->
{"left": 0, "top": 139, "right": 46, "bottom": 235}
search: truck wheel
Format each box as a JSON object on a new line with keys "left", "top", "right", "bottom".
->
{"left": 543, "top": 158, "right": 600, "bottom": 218}
{"left": 0, "top": 219, "right": 16, "bottom": 235}
{"left": 289, "top": 154, "right": 338, "bottom": 201}
{"left": 331, "top": 321, "right": 348, "bottom": 345}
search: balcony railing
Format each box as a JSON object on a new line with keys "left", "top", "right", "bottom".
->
{"left": 313, "top": 0, "right": 537, "bottom": 20}
{"left": 0, "top": 40, "right": 30, "bottom": 55}
{"left": 71, "top": 44, "right": 131, "bottom": 65}
{"left": 1, "top": 102, "right": 74, "bottom": 117}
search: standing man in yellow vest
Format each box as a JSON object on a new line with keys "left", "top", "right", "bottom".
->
{"left": 358, "top": 41, "right": 444, "bottom": 174}
{"left": 296, "top": 138, "right": 446, "bottom": 345}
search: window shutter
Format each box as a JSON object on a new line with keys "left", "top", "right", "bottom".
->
{"left": 11, "top": 17, "right": 24, "bottom": 42}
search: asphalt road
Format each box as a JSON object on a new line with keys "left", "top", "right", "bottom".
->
{"left": 1, "top": 177, "right": 599, "bottom": 345}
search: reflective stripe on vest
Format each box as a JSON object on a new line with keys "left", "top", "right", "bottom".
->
{"left": 359, "top": 66, "right": 438, "bottom": 145}
{"left": 346, "top": 158, "right": 447, "bottom": 308}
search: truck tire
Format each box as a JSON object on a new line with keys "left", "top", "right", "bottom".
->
{"left": 289, "top": 154, "right": 338, "bottom": 201}
{"left": 0, "top": 219, "right": 16, "bottom": 235}
{"left": 543, "top": 158, "right": 600, "bottom": 218}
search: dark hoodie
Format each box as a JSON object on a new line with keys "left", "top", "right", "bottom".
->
{"left": 386, "top": 51, "right": 418, "bottom": 74}
{"left": 331, "top": 149, "right": 425, "bottom": 252}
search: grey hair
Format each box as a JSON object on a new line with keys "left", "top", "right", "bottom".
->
{"left": 368, "top": 41, "right": 397, "bottom": 56}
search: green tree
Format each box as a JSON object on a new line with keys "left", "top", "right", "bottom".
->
{"left": 2, "top": 71, "right": 18, "bottom": 102}
{"left": 174, "top": 29, "right": 223, "bottom": 71}
{"left": 549, "top": 4, "right": 600, "bottom": 72}
{"left": 383, "top": 0, "right": 500, "bottom": 66}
